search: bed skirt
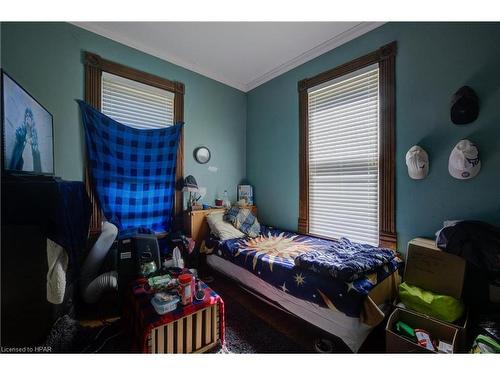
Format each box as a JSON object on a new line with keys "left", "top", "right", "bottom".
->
{"left": 207, "top": 254, "right": 399, "bottom": 352}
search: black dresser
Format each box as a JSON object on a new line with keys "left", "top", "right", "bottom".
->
{"left": 1, "top": 175, "right": 91, "bottom": 347}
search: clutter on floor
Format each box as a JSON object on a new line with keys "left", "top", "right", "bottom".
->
{"left": 387, "top": 220, "right": 500, "bottom": 354}
{"left": 386, "top": 308, "right": 459, "bottom": 353}
{"left": 386, "top": 237, "right": 468, "bottom": 353}
{"left": 41, "top": 213, "right": 500, "bottom": 355}
{"left": 398, "top": 282, "right": 465, "bottom": 323}
{"left": 470, "top": 334, "right": 500, "bottom": 353}
{"left": 124, "top": 265, "right": 224, "bottom": 353}
{"left": 393, "top": 316, "right": 454, "bottom": 353}
{"left": 44, "top": 284, "right": 309, "bottom": 354}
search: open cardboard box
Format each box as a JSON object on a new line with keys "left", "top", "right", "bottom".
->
{"left": 394, "top": 238, "right": 468, "bottom": 349}
{"left": 386, "top": 308, "right": 459, "bottom": 353}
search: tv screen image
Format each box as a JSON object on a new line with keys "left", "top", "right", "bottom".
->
{"left": 2, "top": 71, "right": 54, "bottom": 175}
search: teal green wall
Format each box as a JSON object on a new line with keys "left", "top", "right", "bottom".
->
{"left": 3, "top": 22, "right": 500, "bottom": 251}
{"left": 1, "top": 22, "right": 246, "bottom": 204}
{"left": 247, "top": 22, "right": 500, "bottom": 253}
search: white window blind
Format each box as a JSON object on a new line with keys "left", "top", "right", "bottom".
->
{"left": 101, "top": 72, "right": 175, "bottom": 129}
{"left": 308, "top": 64, "right": 379, "bottom": 246}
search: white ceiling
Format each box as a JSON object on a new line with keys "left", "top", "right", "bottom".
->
{"left": 73, "top": 22, "right": 384, "bottom": 92}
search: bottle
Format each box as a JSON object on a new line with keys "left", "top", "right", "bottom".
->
{"left": 178, "top": 273, "right": 194, "bottom": 305}
{"left": 223, "top": 190, "right": 231, "bottom": 208}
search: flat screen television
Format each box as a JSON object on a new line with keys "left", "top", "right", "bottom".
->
{"left": 1, "top": 70, "right": 54, "bottom": 175}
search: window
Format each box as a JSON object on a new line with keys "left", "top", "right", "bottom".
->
{"left": 307, "top": 65, "right": 379, "bottom": 245}
{"left": 84, "top": 52, "right": 184, "bottom": 236}
{"left": 101, "top": 72, "right": 175, "bottom": 129}
{"left": 298, "top": 42, "right": 396, "bottom": 248}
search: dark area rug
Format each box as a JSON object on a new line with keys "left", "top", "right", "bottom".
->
{"left": 210, "top": 291, "right": 307, "bottom": 353}
{"left": 43, "top": 292, "right": 306, "bottom": 353}
{"left": 43, "top": 315, "right": 129, "bottom": 353}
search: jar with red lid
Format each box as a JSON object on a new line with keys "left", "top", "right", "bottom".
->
{"left": 178, "top": 273, "right": 194, "bottom": 305}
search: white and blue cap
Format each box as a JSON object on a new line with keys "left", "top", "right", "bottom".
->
{"left": 448, "top": 139, "right": 481, "bottom": 179}
{"left": 406, "top": 145, "right": 429, "bottom": 180}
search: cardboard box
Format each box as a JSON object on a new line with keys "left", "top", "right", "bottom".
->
{"left": 405, "top": 238, "right": 465, "bottom": 298}
{"left": 386, "top": 308, "right": 459, "bottom": 353}
{"left": 395, "top": 238, "right": 468, "bottom": 349}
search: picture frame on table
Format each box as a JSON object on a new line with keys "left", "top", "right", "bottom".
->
{"left": 237, "top": 184, "right": 253, "bottom": 206}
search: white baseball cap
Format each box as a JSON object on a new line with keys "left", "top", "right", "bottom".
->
{"left": 405, "top": 145, "right": 429, "bottom": 180}
{"left": 448, "top": 139, "right": 481, "bottom": 179}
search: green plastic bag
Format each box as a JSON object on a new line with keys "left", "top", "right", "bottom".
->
{"left": 399, "top": 282, "right": 465, "bottom": 323}
{"left": 470, "top": 334, "right": 500, "bottom": 354}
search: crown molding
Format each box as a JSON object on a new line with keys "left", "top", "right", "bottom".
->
{"left": 71, "top": 22, "right": 248, "bottom": 92}
{"left": 244, "top": 22, "right": 385, "bottom": 92}
{"left": 71, "top": 22, "right": 384, "bottom": 93}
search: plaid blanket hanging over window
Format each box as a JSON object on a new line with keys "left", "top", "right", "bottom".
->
{"left": 78, "top": 100, "right": 182, "bottom": 233}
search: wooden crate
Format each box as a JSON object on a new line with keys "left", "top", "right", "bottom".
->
{"left": 148, "top": 304, "right": 219, "bottom": 353}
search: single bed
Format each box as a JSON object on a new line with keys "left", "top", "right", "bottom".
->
{"left": 201, "top": 225, "right": 401, "bottom": 352}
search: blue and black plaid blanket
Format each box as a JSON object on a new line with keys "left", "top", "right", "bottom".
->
{"left": 78, "top": 100, "right": 182, "bottom": 233}
{"left": 224, "top": 206, "right": 260, "bottom": 237}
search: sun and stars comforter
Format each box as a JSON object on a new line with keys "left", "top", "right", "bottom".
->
{"left": 204, "top": 226, "right": 401, "bottom": 318}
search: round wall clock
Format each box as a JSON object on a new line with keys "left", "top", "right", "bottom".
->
{"left": 194, "top": 146, "right": 211, "bottom": 164}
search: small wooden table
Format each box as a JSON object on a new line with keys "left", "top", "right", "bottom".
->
{"left": 125, "top": 276, "right": 225, "bottom": 353}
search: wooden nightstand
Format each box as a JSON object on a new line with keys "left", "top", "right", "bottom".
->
{"left": 183, "top": 206, "right": 257, "bottom": 250}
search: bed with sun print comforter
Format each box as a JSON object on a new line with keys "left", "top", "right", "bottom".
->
{"left": 204, "top": 226, "right": 401, "bottom": 351}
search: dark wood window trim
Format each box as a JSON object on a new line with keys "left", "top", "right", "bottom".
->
{"left": 298, "top": 41, "right": 397, "bottom": 249}
{"left": 84, "top": 52, "right": 185, "bottom": 237}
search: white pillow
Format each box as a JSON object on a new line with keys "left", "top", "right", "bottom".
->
{"left": 206, "top": 211, "right": 245, "bottom": 240}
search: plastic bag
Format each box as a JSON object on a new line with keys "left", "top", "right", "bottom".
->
{"left": 470, "top": 334, "right": 500, "bottom": 353}
{"left": 399, "top": 282, "right": 465, "bottom": 322}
